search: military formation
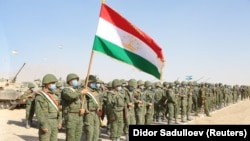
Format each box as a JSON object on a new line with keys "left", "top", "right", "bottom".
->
{"left": 20, "top": 73, "right": 250, "bottom": 141}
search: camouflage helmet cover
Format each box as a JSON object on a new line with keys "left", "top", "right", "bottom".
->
{"left": 66, "top": 73, "right": 79, "bottom": 83}
{"left": 86, "top": 75, "right": 97, "bottom": 83}
{"left": 144, "top": 81, "right": 152, "bottom": 87}
{"left": 112, "top": 79, "right": 121, "bottom": 88}
{"left": 28, "top": 82, "right": 35, "bottom": 88}
{"left": 42, "top": 74, "right": 58, "bottom": 85}
{"left": 128, "top": 79, "right": 137, "bottom": 88}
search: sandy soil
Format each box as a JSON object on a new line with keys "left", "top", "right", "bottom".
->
{"left": 0, "top": 99, "right": 249, "bottom": 141}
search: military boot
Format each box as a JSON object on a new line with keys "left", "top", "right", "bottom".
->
{"left": 181, "top": 116, "right": 186, "bottom": 123}
{"left": 168, "top": 120, "right": 174, "bottom": 125}
{"left": 174, "top": 118, "right": 179, "bottom": 124}
{"left": 187, "top": 115, "right": 192, "bottom": 121}
{"left": 26, "top": 120, "right": 30, "bottom": 129}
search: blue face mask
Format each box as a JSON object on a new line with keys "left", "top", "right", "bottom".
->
{"left": 49, "top": 84, "right": 56, "bottom": 91}
{"left": 60, "top": 86, "right": 64, "bottom": 90}
{"left": 72, "top": 80, "right": 78, "bottom": 87}
{"left": 31, "top": 88, "right": 35, "bottom": 91}
{"left": 147, "top": 86, "right": 152, "bottom": 90}
{"left": 90, "top": 83, "right": 96, "bottom": 89}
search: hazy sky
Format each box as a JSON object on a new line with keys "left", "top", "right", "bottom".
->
{"left": 0, "top": 0, "right": 250, "bottom": 85}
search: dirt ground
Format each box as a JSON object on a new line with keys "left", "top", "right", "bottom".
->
{"left": 0, "top": 99, "right": 249, "bottom": 141}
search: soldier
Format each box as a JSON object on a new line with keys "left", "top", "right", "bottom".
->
{"left": 165, "top": 82, "right": 176, "bottom": 124}
{"left": 82, "top": 75, "right": 102, "bottom": 141}
{"left": 186, "top": 81, "right": 193, "bottom": 121}
{"left": 104, "top": 81, "right": 113, "bottom": 135}
{"left": 196, "top": 83, "right": 211, "bottom": 117}
{"left": 108, "top": 79, "right": 126, "bottom": 141}
{"left": 35, "top": 74, "right": 62, "bottom": 141}
{"left": 144, "top": 80, "right": 154, "bottom": 125}
{"left": 61, "top": 73, "right": 85, "bottom": 141}
{"left": 179, "top": 81, "right": 188, "bottom": 122}
{"left": 153, "top": 82, "right": 165, "bottom": 122}
{"left": 134, "top": 80, "right": 146, "bottom": 125}
{"left": 55, "top": 81, "right": 64, "bottom": 131}
{"left": 173, "top": 80, "right": 181, "bottom": 124}
{"left": 192, "top": 81, "right": 199, "bottom": 114}
{"left": 21, "top": 82, "right": 36, "bottom": 128}
{"left": 123, "top": 79, "right": 136, "bottom": 141}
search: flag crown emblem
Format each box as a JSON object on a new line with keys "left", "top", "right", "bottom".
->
{"left": 122, "top": 35, "right": 140, "bottom": 52}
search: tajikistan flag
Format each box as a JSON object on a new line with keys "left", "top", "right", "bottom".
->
{"left": 93, "top": 3, "right": 165, "bottom": 80}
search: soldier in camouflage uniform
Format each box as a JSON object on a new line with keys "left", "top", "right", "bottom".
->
{"left": 173, "top": 81, "right": 181, "bottom": 124}
{"left": 192, "top": 82, "right": 199, "bottom": 114}
{"left": 165, "top": 82, "right": 176, "bottom": 124}
{"left": 186, "top": 81, "right": 193, "bottom": 121}
{"left": 105, "top": 81, "right": 113, "bottom": 135}
{"left": 123, "top": 79, "right": 137, "bottom": 141}
{"left": 144, "top": 80, "right": 154, "bottom": 125}
{"left": 196, "top": 83, "right": 211, "bottom": 117}
{"left": 108, "top": 79, "right": 126, "bottom": 141}
{"left": 61, "top": 73, "right": 85, "bottom": 141}
{"left": 134, "top": 80, "right": 146, "bottom": 125}
{"left": 35, "top": 74, "right": 62, "bottom": 141}
{"left": 81, "top": 75, "right": 102, "bottom": 141}
{"left": 179, "top": 81, "right": 188, "bottom": 122}
{"left": 21, "top": 82, "right": 36, "bottom": 129}
{"left": 55, "top": 81, "right": 64, "bottom": 131}
{"left": 153, "top": 82, "right": 165, "bottom": 122}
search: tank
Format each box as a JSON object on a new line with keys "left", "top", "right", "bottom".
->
{"left": 0, "top": 63, "right": 27, "bottom": 110}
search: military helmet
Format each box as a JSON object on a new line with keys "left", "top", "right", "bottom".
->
{"left": 42, "top": 74, "right": 58, "bottom": 85}
{"left": 86, "top": 74, "right": 97, "bottom": 83}
{"left": 66, "top": 73, "right": 79, "bottom": 84}
{"left": 107, "top": 81, "right": 112, "bottom": 88}
{"left": 112, "top": 79, "right": 121, "bottom": 88}
{"left": 188, "top": 81, "right": 193, "bottom": 86}
{"left": 144, "top": 81, "right": 152, "bottom": 87}
{"left": 128, "top": 79, "right": 137, "bottom": 88}
{"left": 181, "top": 81, "right": 187, "bottom": 86}
{"left": 174, "top": 80, "right": 180, "bottom": 85}
{"left": 28, "top": 82, "right": 35, "bottom": 88}
{"left": 120, "top": 79, "right": 126, "bottom": 84}
{"left": 169, "top": 82, "right": 174, "bottom": 87}
{"left": 56, "top": 81, "right": 63, "bottom": 87}
{"left": 155, "top": 82, "right": 162, "bottom": 87}
{"left": 137, "top": 80, "right": 144, "bottom": 86}
{"left": 163, "top": 81, "right": 168, "bottom": 87}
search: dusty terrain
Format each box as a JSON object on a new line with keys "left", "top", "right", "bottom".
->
{"left": 0, "top": 99, "right": 249, "bottom": 141}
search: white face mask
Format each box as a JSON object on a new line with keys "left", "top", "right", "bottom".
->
{"left": 117, "top": 86, "right": 122, "bottom": 91}
{"left": 96, "top": 83, "right": 101, "bottom": 88}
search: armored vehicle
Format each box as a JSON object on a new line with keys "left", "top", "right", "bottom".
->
{"left": 0, "top": 63, "right": 27, "bottom": 110}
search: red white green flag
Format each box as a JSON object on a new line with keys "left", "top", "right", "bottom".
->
{"left": 93, "top": 3, "right": 165, "bottom": 80}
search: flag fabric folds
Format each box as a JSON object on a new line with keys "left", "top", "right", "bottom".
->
{"left": 93, "top": 3, "right": 165, "bottom": 79}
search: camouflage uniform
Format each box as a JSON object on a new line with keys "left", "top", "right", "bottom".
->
{"left": 21, "top": 82, "right": 36, "bottom": 128}
{"left": 165, "top": 83, "right": 176, "bottom": 124}
{"left": 123, "top": 79, "right": 136, "bottom": 141}
{"left": 61, "top": 73, "right": 84, "bottom": 141}
{"left": 134, "top": 80, "right": 146, "bottom": 125}
{"left": 109, "top": 79, "right": 126, "bottom": 141}
{"left": 82, "top": 75, "right": 102, "bottom": 141}
{"left": 144, "top": 81, "right": 154, "bottom": 125}
{"left": 35, "top": 74, "right": 62, "bottom": 141}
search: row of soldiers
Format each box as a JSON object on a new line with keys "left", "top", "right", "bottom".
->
{"left": 21, "top": 74, "right": 250, "bottom": 141}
